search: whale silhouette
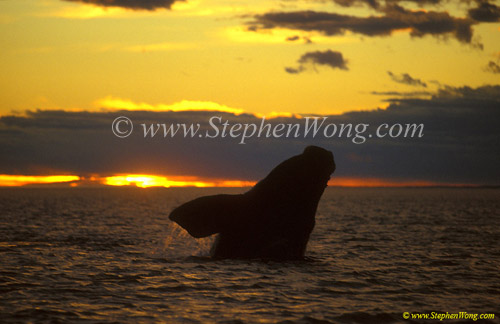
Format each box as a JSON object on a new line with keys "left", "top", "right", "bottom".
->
{"left": 169, "top": 146, "right": 335, "bottom": 259}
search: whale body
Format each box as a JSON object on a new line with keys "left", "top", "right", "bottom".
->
{"left": 168, "top": 146, "right": 335, "bottom": 259}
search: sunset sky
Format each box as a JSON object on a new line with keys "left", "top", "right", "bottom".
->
{"left": 1, "top": 0, "right": 499, "bottom": 186}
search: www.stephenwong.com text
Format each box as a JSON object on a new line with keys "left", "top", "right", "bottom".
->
{"left": 112, "top": 116, "right": 424, "bottom": 144}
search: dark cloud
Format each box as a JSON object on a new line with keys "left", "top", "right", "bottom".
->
{"left": 1, "top": 85, "right": 500, "bottom": 185}
{"left": 331, "top": 0, "right": 480, "bottom": 10}
{"left": 371, "top": 90, "right": 432, "bottom": 97}
{"left": 285, "top": 67, "right": 302, "bottom": 74}
{"left": 387, "top": 71, "right": 427, "bottom": 87}
{"left": 286, "top": 35, "right": 301, "bottom": 42}
{"left": 286, "top": 50, "right": 349, "bottom": 74}
{"left": 485, "top": 60, "right": 500, "bottom": 74}
{"left": 433, "top": 84, "right": 500, "bottom": 100}
{"left": 332, "top": 0, "right": 380, "bottom": 9}
{"left": 249, "top": 5, "right": 476, "bottom": 44}
{"left": 62, "top": 0, "right": 181, "bottom": 10}
{"left": 468, "top": 1, "right": 500, "bottom": 22}
{"left": 332, "top": 0, "right": 497, "bottom": 13}
{"left": 385, "top": 0, "right": 443, "bottom": 5}
{"left": 331, "top": 0, "right": 444, "bottom": 9}
{"left": 299, "top": 50, "right": 348, "bottom": 69}
{"left": 286, "top": 35, "right": 313, "bottom": 44}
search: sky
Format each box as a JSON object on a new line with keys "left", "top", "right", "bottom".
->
{"left": 1, "top": 0, "right": 500, "bottom": 187}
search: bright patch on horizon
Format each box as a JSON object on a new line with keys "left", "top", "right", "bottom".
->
{"left": 0, "top": 175, "right": 80, "bottom": 186}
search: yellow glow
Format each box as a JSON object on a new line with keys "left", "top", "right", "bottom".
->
{"left": 0, "top": 175, "right": 80, "bottom": 186}
{"left": 95, "top": 97, "right": 302, "bottom": 119}
{"left": 52, "top": 4, "right": 127, "bottom": 19}
{"left": 95, "top": 96, "right": 246, "bottom": 115}
{"left": 104, "top": 174, "right": 256, "bottom": 188}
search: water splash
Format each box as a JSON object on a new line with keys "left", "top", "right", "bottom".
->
{"left": 156, "top": 222, "right": 216, "bottom": 259}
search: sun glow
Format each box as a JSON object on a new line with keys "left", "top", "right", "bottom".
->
{"left": 104, "top": 174, "right": 256, "bottom": 188}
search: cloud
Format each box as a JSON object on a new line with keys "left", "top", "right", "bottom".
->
{"left": 285, "top": 67, "right": 302, "bottom": 74}
{"left": 1, "top": 85, "right": 500, "bottom": 185}
{"left": 485, "top": 60, "right": 500, "bottom": 74}
{"left": 285, "top": 50, "right": 348, "bottom": 74}
{"left": 387, "top": 71, "right": 427, "bottom": 87}
{"left": 433, "top": 84, "right": 500, "bottom": 99}
{"left": 248, "top": 5, "right": 476, "bottom": 44}
{"left": 62, "top": 0, "right": 182, "bottom": 11}
{"left": 484, "top": 53, "right": 500, "bottom": 74}
{"left": 468, "top": 1, "right": 500, "bottom": 22}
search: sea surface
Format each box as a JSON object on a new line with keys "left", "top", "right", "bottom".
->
{"left": 0, "top": 187, "right": 499, "bottom": 324}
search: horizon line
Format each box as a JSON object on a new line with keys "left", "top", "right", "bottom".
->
{"left": 0, "top": 174, "right": 496, "bottom": 189}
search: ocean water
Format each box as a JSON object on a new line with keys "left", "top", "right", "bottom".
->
{"left": 0, "top": 187, "right": 499, "bottom": 324}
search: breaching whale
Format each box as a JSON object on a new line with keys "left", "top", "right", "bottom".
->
{"left": 168, "top": 146, "right": 335, "bottom": 259}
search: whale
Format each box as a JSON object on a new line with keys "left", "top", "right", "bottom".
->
{"left": 168, "top": 146, "right": 335, "bottom": 259}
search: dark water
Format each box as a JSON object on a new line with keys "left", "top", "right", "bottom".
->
{"left": 0, "top": 187, "right": 499, "bottom": 323}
